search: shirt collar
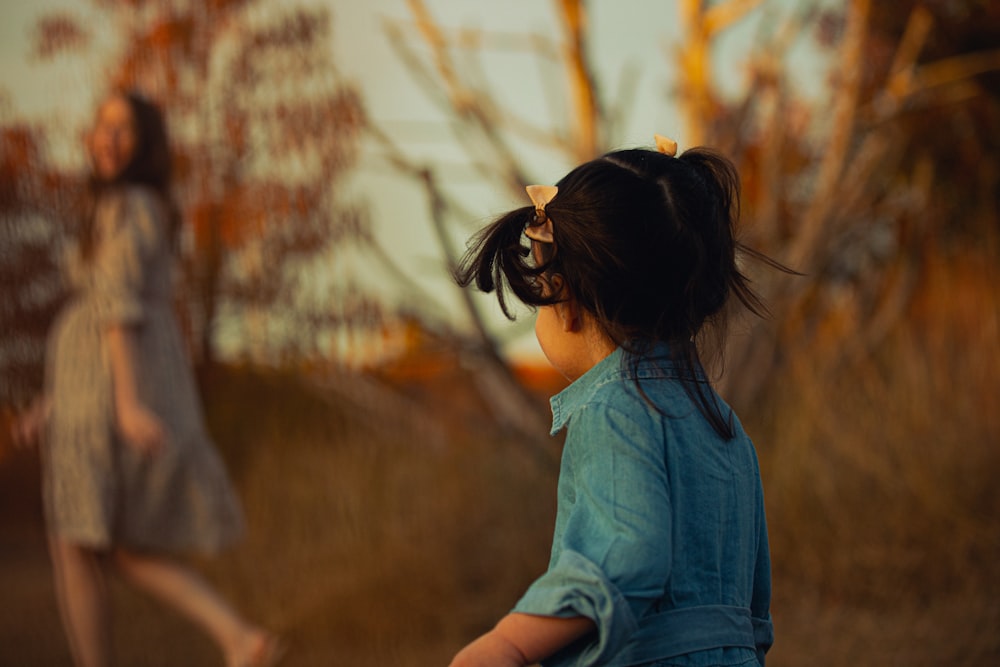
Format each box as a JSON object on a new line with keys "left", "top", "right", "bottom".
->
{"left": 547, "top": 342, "right": 689, "bottom": 434}
{"left": 548, "top": 347, "right": 624, "bottom": 435}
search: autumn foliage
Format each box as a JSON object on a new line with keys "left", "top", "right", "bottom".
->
{"left": 15, "top": 0, "right": 368, "bottom": 371}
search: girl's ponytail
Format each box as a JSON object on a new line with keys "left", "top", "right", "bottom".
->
{"left": 456, "top": 139, "right": 793, "bottom": 439}
{"left": 455, "top": 206, "right": 558, "bottom": 319}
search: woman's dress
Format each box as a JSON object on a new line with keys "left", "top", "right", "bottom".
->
{"left": 43, "top": 185, "right": 244, "bottom": 552}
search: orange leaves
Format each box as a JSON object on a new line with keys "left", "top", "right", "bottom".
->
{"left": 188, "top": 189, "right": 258, "bottom": 251}
{"left": 0, "top": 127, "right": 40, "bottom": 181}
{"left": 188, "top": 201, "right": 221, "bottom": 254}
{"left": 0, "top": 127, "right": 39, "bottom": 214}
{"left": 20, "top": 1, "right": 386, "bottom": 363}
{"left": 31, "top": 13, "right": 90, "bottom": 61}
{"left": 0, "top": 125, "right": 76, "bottom": 218}
{"left": 145, "top": 16, "right": 195, "bottom": 59}
{"left": 187, "top": 182, "right": 338, "bottom": 256}
{"left": 248, "top": 6, "right": 328, "bottom": 52}
{"left": 223, "top": 112, "right": 248, "bottom": 160}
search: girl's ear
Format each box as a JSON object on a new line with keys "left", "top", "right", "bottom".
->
{"left": 557, "top": 297, "right": 583, "bottom": 333}
{"left": 546, "top": 274, "right": 582, "bottom": 332}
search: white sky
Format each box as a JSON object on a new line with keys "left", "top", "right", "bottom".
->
{"left": 0, "top": 0, "right": 831, "bottom": 360}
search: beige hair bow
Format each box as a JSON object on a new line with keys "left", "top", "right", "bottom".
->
{"left": 654, "top": 134, "right": 678, "bottom": 156}
{"left": 524, "top": 184, "right": 558, "bottom": 243}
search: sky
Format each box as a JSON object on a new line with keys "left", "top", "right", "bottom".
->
{"left": 0, "top": 0, "right": 831, "bottom": 361}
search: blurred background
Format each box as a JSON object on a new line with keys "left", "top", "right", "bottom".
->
{"left": 1, "top": 0, "right": 998, "bottom": 664}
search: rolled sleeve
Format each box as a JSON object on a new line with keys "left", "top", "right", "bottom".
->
{"left": 513, "top": 549, "right": 637, "bottom": 667}
{"left": 753, "top": 613, "right": 774, "bottom": 665}
{"left": 515, "top": 402, "right": 674, "bottom": 665}
{"left": 564, "top": 404, "right": 673, "bottom": 615}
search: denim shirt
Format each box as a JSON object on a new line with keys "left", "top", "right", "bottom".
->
{"left": 512, "top": 347, "right": 773, "bottom": 667}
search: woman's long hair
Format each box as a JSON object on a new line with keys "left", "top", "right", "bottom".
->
{"left": 79, "top": 91, "right": 180, "bottom": 260}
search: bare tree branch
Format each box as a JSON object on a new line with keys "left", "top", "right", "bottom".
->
{"left": 557, "top": 0, "right": 602, "bottom": 160}
{"left": 785, "top": 0, "right": 870, "bottom": 272}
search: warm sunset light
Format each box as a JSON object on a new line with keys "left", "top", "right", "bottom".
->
{"left": 2, "top": 1, "right": 999, "bottom": 665}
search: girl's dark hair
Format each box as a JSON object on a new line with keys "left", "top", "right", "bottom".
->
{"left": 456, "top": 146, "right": 783, "bottom": 439}
{"left": 80, "top": 91, "right": 180, "bottom": 259}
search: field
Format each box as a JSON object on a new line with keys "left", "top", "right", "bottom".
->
{"left": 1, "top": 319, "right": 998, "bottom": 665}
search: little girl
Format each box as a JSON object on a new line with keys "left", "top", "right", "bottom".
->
{"left": 450, "top": 136, "right": 775, "bottom": 667}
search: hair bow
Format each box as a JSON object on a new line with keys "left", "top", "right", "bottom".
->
{"left": 654, "top": 134, "right": 678, "bottom": 157}
{"left": 524, "top": 184, "right": 558, "bottom": 243}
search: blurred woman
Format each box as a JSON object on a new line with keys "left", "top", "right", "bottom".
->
{"left": 15, "top": 91, "right": 283, "bottom": 667}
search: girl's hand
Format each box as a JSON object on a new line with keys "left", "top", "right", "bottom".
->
{"left": 448, "top": 630, "right": 528, "bottom": 667}
{"left": 116, "top": 400, "right": 167, "bottom": 457}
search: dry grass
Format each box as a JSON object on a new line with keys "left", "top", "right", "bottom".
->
{"left": 208, "top": 369, "right": 557, "bottom": 666}
{"left": 751, "top": 252, "right": 1000, "bottom": 664}
{"left": 0, "top": 365, "right": 558, "bottom": 666}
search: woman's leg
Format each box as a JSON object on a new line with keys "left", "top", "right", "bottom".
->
{"left": 109, "top": 548, "right": 278, "bottom": 667}
{"left": 48, "top": 536, "right": 112, "bottom": 667}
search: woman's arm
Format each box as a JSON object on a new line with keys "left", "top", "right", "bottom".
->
{"left": 449, "top": 613, "right": 595, "bottom": 667}
{"left": 106, "top": 324, "right": 165, "bottom": 456}
{"left": 11, "top": 396, "right": 50, "bottom": 448}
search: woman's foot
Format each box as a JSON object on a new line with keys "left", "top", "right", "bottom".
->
{"left": 228, "top": 628, "right": 286, "bottom": 667}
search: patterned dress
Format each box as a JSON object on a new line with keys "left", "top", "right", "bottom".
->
{"left": 43, "top": 185, "right": 244, "bottom": 553}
